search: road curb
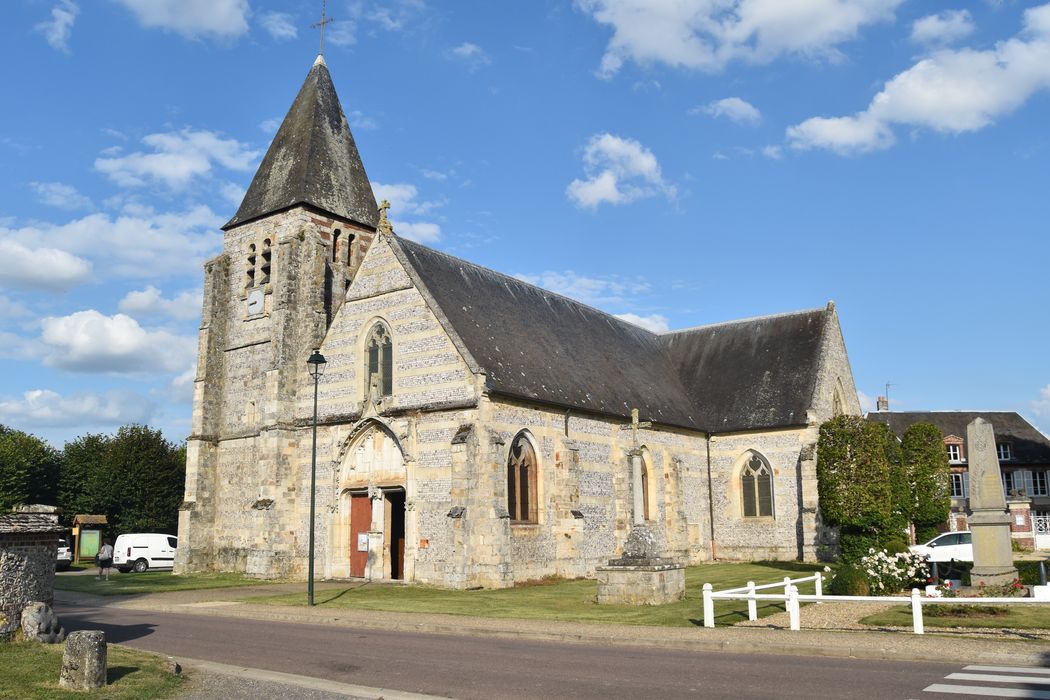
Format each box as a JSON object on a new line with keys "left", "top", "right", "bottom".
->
{"left": 176, "top": 656, "right": 447, "bottom": 699}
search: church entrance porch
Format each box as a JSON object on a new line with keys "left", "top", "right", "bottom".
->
{"left": 326, "top": 420, "right": 413, "bottom": 582}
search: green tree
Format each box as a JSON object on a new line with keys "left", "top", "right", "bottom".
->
{"left": 0, "top": 425, "right": 61, "bottom": 511}
{"left": 59, "top": 433, "right": 114, "bottom": 520}
{"left": 901, "top": 423, "right": 951, "bottom": 543}
{"left": 816, "top": 415, "right": 894, "bottom": 561}
{"left": 102, "top": 425, "right": 185, "bottom": 534}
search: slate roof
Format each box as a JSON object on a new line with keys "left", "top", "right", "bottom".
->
{"left": 866, "top": 411, "right": 1050, "bottom": 465}
{"left": 392, "top": 236, "right": 832, "bottom": 433}
{"left": 661, "top": 310, "right": 828, "bottom": 433}
{"left": 224, "top": 56, "right": 378, "bottom": 231}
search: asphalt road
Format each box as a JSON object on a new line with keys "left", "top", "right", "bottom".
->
{"left": 56, "top": 602, "right": 1034, "bottom": 699}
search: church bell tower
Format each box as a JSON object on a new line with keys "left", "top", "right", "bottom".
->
{"left": 176, "top": 55, "right": 379, "bottom": 576}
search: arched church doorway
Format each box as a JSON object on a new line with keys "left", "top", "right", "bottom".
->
{"left": 328, "top": 421, "right": 412, "bottom": 581}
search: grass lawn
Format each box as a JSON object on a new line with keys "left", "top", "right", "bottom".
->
{"left": 0, "top": 641, "right": 183, "bottom": 699}
{"left": 54, "top": 571, "right": 271, "bottom": 596}
{"left": 248, "top": 561, "right": 824, "bottom": 627}
{"left": 861, "top": 603, "right": 1050, "bottom": 629}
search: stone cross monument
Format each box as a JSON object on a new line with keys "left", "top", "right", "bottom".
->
{"left": 966, "top": 418, "right": 1018, "bottom": 586}
{"left": 595, "top": 410, "right": 685, "bottom": 605}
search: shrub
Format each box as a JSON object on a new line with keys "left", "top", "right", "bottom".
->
{"left": 926, "top": 605, "right": 1008, "bottom": 618}
{"left": 829, "top": 565, "right": 870, "bottom": 596}
{"left": 1016, "top": 560, "right": 1048, "bottom": 586}
{"left": 857, "top": 549, "right": 928, "bottom": 595}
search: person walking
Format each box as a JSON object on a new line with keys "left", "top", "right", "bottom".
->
{"left": 96, "top": 539, "right": 114, "bottom": 580}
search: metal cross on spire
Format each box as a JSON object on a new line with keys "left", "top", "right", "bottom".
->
{"left": 312, "top": 0, "right": 334, "bottom": 56}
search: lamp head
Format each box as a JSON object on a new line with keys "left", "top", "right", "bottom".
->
{"left": 307, "top": 349, "right": 327, "bottom": 378}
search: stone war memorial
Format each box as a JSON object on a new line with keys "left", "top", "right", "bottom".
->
{"left": 175, "top": 54, "right": 863, "bottom": 590}
{"left": 966, "top": 418, "right": 1019, "bottom": 586}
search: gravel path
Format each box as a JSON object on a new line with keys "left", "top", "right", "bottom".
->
{"left": 178, "top": 672, "right": 369, "bottom": 699}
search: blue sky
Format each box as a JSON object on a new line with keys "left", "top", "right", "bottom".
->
{"left": 1, "top": 0, "right": 1048, "bottom": 446}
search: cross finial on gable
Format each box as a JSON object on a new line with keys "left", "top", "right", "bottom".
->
{"left": 312, "top": 0, "right": 334, "bottom": 56}
{"left": 619, "top": 407, "right": 652, "bottom": 448}
{"left": 377, "top": 199, "right": 393, "bottom": 234}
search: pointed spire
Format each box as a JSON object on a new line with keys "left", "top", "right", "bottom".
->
{"left": 224, "top": 59, "right": 378, "bottom": 231}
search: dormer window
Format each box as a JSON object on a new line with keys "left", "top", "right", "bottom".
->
{"left": 947, "top": 444, "right": 961, "bottom": 462}
{"left": 365, "top": 323, "right": 393, "bottom": 399}
{"left": 260, "top": 239, "right": 272, "bottom": 285}
{"left": 997, "top": 443, "right": 1012, "bottom": 461}
{"left": 246, "top": 244, "right": 257, "bottom": 288}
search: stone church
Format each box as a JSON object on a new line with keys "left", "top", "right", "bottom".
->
{"left": 174, "top": 56, "right": 862, "bottom": 588}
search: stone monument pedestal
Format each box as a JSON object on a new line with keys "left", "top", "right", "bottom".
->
{"left": 968, "top": 509, "right": 1019, "bottom": 587}
{"left": 596, "top": 525, "right": 685, "bottom": 605}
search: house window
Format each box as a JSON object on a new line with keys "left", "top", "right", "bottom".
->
{"left": 997, "top": 443, "right": 1012, "bottom": 461}
{"left": 507, "top": 433, "right": 538, "bottom": 523}
{"left": 365, "top": 323, "right": 393, "bottom": 398}
{"left": 1012, "top": 470, "right": 1049, "bottom": 498}
{"left": 1033, "top": 471, "right": 1049, "bottom": 497}
{"left": 741, "top": 454, "right": 773, "bottom": 518}
{"left": 947, "top": 444, "right": 961, "bottom": 462}
{"left": 950, "top": 472, "right": 969, "bottom": 499}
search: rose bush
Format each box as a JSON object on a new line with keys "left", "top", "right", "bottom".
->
{"left": 857, "top": 548, "right": 929, "bottom": 594}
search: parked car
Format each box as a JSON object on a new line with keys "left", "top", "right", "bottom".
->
{"left": 56, "top": 538, "right": 72, "bottom": 571}
{"left": 113, "top": 533, "right": 178, "bottom": 573}
{"left": 909, "top": 531, "right": 973, "bottom": 562}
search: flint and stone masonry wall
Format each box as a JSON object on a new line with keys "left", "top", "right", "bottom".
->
{"left": 1, "top": 532, "right": 60, "bottom": 638}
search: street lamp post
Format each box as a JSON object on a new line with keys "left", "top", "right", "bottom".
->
{"left": 306, "top": 348, "right": 327, "bottom": 606}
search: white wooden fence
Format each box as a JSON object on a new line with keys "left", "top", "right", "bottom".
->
{"left": 702, "top": 573, "right": 1050, "bottom": 634}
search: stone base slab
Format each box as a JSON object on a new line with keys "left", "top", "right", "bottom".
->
{"left": 969, "top": 566, "right": 1020, "bottom": 588}
{"left": 596, "top": 564, "right": 685, "bottom": 605}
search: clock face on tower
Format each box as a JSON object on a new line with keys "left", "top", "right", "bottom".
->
{"left": 247, "top": 289, "right": 264, "bottom": 316}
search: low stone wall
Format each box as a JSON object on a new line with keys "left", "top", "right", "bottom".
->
{"left": 1, "top": 532, "right": 60, "bottom": 638}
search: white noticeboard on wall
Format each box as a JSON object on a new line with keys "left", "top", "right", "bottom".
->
{"left": 357, "top": 533, "right": 369, "bottom": 552}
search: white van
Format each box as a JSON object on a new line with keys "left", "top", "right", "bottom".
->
{"left": 113, "top": 533, "right": 178, "bottom": 573}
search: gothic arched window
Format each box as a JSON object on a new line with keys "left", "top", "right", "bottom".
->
{"left": 832, "top": 388, "right": 844, "bottom": 417}
{"left": 741, "top": 454, "right": 774, "bottom": 518}
{"left": 507, "top": 433, "right": 538, "bottom": 523}
{"left": 640, "top": 459, "right": 651, "bottom": 521}
{"left": 365, "top": 323, "right": 393, "bottom": 398}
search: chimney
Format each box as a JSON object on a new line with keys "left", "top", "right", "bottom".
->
{"left": 876, "top": 395, "right": 889, "bottom": 412}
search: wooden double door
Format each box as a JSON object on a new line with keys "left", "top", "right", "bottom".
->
{"left": 348, "top": 488, "right": 406, "bottom": 580}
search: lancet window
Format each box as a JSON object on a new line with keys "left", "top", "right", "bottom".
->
{"left": 741, "top": 453, "right": 774, "bottom": 518}
{"left": 365, "top": 323, "right": 393, "bottom": 398}
{"left": 507, "top": 433, "right": 538, "bottom": 523}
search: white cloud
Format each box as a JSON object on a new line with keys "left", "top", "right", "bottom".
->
{"left": 372, "top": 182, "right": 444, "bottom": 242}
{"left": 113, "top": 0, "right": 249, "bottom": 39}
{"left": 576, "top": 0, "right": 902, "bottom": 77}
{"left": 1033, "top": 384, "right": 1050, "bottom": 416}
{"left": 788, "top": 4, "right": 1050, "bottom": 154}
{"left": 0, "top": 239, "right": 91, "bottom": 291}
{"left": 168, "top": 366, "right": 197, "bottom": 403}
{"left": 911, "top": 10, "right": 975, "bottom": 46}
{"left": 0, "top": 205, "right": 223, "bottom": 280}
{"left": 857, "top": 389, "right": 877, "bottom": 413}
{"left": 220, "top": 181, "right": 247, "bottom": 207}
{"left": 614, "top": 313, "right": 670, "bottom": 333}
{"left": 393, "top": 222, "right": 442, "bottom": 243}
{"left": 694, "top": 97, "right": 761, "bottom": 124}
{"left": 259, "top": 117, "right": 281, "bottom": 134}
{"left": 39, "top": 310, "right": 196, "bottom": 374}
{"left": 514, "top": 270, "right": 650, "bottom": 306}
{"left": 95, "top": 128, "right": 259, "bottom": 189}
{"left": 35, "top": 0, "right": 78, "bottom": 53}
{"left": 119, "top": 286, "right": 203, "bottom": 321}
{"left": 0, "top": 296, "right": 30, "bottom": 319}
{"left": 30, "top": 181, "right": 92, "bottom": 210}
{"left": 348, "top": 110, "right": 378, "bottom": 131}
{"left": 259, "top": 11, "right": 297, "bottom": 41}
{"left": 566, "top": 133, "right": 675, "bottom": 209}
{"left": 449, "top": 42, "right": 491, "bottom": 69}
{"left": 762, "top": 145, "right": 783, "bottom": 159}
{"left": 0, "top": 389, "right": 154, "bottom": 429}
{"left": 327, "top": 20, "right": 358, "bottom": 47}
